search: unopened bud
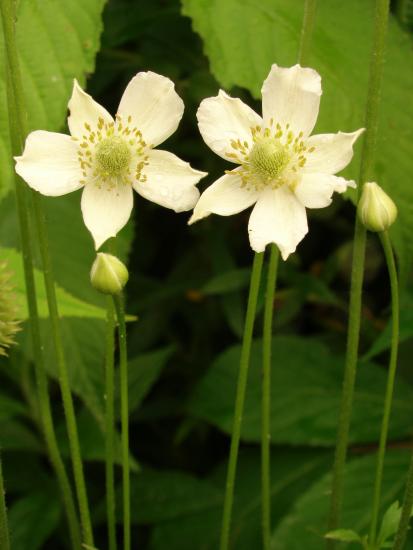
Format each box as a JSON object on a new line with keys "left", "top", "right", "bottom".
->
{"left": 90, "top": 253, "right": 128, "bottom": 295}
{"left": 358, "top": 182, "right": 397, "bottom": 232}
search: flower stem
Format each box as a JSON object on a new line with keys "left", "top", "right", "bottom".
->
{"left": 0, "top": 2, "right": 81, "bottom": 548}
{"left": 297, "top": 0, "right": 318, "bottom": 66}
{"left": 113, "top": 294, "right": 130, "bottom": 550}
{"left": 32, "top": 193, "right": 94, "bottom": 546}
{"left": 105, "top": 297, "right": 117, "bottom": 550}
{"left": 368, "top": 231, "right": 399, "bottom": 544}
{"left": 392, "top": 456, "right": 413, "bottom": 550}
{"left": 261, "top": 244, "right": 279, "bottom": 550}
{"left": 326, "top": 0, "right": 390, "bottom": 545}
{"left": 220, "top": 251, "right": 264, "bottom": 550}
{"left": 0, "top": 455, "right": 10, "bottom": 550}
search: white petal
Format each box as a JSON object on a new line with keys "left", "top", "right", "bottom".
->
{"left": 248, "top": 187, "right": 308, "bottom": 259}
{"left": 261, "top": 64, "right": 322, "bottom": 138}
{"left": 117, "top": 72, "right": 184, "bottom": 148}
{"left": 294, "top": 173, "right": 356, "bottom": 209}
{"left": 189, "top": 171, "right": 259, "bottom": 224}
{"left": 134, "top": 149, "right": 206, "bottom": 212}
{"left": 304, "top": 129, "right": 364, "bottom": 174}
{"left": 15, "top": 130, "right": 83, "bottom": 196}
{"left": 81, "top": 183, "right": 133, "bottom": 249}
{"left": 197, "top": 91, "right": 262, "bottom": 163}
{"left": 68, "top": 79, "right": 113, "bottom": 138}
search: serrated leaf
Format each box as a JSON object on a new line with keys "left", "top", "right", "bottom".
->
{"left": 182, "top": 0, "right": 413, "bottom": 279}
{"left": 189, "top": 336, "right": 413, "bottom": 445}
{"left": 0, "top": 0, "right": 106, "bottom": 199}
{"left": 272, "top": 451, "right": 412, "bottom": 549}
{"left": 149, "top": 448, "right": 329, "bottom": 550}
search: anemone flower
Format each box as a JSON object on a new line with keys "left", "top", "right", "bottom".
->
{"left": 16, "top": 71, "right": 207, "bottom": 249}
{"left": 189, "top": 64, "right": 363, "bottom": 259}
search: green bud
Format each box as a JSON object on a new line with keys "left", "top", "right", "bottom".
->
{"left": 358, "top": 182, "right": 398, "bottom": 232}
{"left": 0, "top": 261, "right": 21, "bottom": 356}
{"left": 90, "top": 253, "right": 129, "bottom": 295}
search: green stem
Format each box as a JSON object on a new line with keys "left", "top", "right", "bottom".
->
{"left": 368, "top": 232, "right": 399, "bottom": 544}
{"left": 297, "top": 0, "right": 318, "bottom": 66}
{"left": 261, "top": 244, "right": 279, "bottom": 550}
{"left": 392, "top": 456, "right": 413, "bottom": 550}
{"left": 327, "top": 0, "right": 390, "bottom": 545}
{"left": 259, "top": 1, "right": 317, "bottom": 546}
{"left": 113, "top": 295, "right": 130, "bottom": 550}
{"left": 326, "top": 220, "right": 366, "bottom": 548}
{"left": 0, "top": 455, "right": 10, "bottom": 550}
{"left": 32, "top": 194, "right": 94, "bottom": 546}
{"left": 105, "top": 297, "right": 117, "bottom": 550}
{"left": 220, "top": 252, "right": 264, "bottom": 550}
{"left": 0, "top": 2, "right": 81, "bottom": 548}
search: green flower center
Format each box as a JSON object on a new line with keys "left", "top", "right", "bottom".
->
{"left": 95, "top": 136, "right": 131, "bottom": 177}
{"left": 249, "top": 139, "right": 290, "bottom": 182}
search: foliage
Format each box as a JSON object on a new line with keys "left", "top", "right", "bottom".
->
{"left": 0, "top": 0, "right": 413, "bottom": 549}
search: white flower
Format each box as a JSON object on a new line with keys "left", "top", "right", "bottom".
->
{"left": 15, "top": 72, "right": 207, "bottom": 249}
{"left": 189, "top": 64, "right": 364, "bottom": 260}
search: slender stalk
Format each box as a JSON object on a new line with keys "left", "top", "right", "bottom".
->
{"left": 220, "top": 252, "right": 264, "bottom": 550}
{"left": 393, "top": 455, "right": 413, "bottom": 550}
{"left": 297, "top": 0, "right": 318, "bottom": 66}
{"left": 32, "top": 194, "right": 94, "bottom": 545}
{"left": 261, "top": 244, "right": 279, "bottom": 550}
{"left": 0, "top": 2, "right": 81, "bottom": 548}
{"left": 326, "top": 0, "right": 390, "bottom": 545}
{"left": 0, "top": 455, "right": 10, "bottom": 550}
{"left": 113, "top": 295, "right": 130, "bottom": 550}
{"left": 105, "top": 297, "right": 117, "bottom": 550}
{"left": 261, "top": 1, "right": 318, "bottom": 546}
{"left": 368, "top": 231, "right": 399, "bottom": 544}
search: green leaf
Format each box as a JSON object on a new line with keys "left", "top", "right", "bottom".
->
{"left": 272, "top": 451, "right": 412, "bottom": 550}
{"left": 18, "top": 317, "right": 106, "bottom": 423}
{"left": 0, "top": 420, "right": 42, "bottom": 453}
{"left": 149, "top": 448, "right": 329, "bottom": 550}
{"left": 377, "top": 501, "right": 402, "bottom": 546}
{"left": 8, "top": 487, "right": 61, "bottom": 550}
{"left": 117, "top": 346, "right": 175, "bottom": 415}
{"left": 325, "top": 529, "right": 362, "bottom": 543}
{"left": 182, "top": 0, "right": 413, "bottom": 279}
{"left": 363, "top": 291, "right": 413, "bottom": 360}
{"left": 201, "top": 268, "right": 250, "bottom": 295}
{"left": 1, "top": 247, "right": 106, "bottom": 320}
{"left": 189, "top": 336, "right": 413, "bottom": 445}
{"left": 56, "top": 408, "right": 139, "bottom": 471}
{"left": 0, "top": 0, "right": 106, "bottom": 199}
{"left": 0, "top": 394, "right": 26, "bottom": 421}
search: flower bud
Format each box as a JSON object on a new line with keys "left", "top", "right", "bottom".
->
{"left": 90, "top": 253, "right": 129, "bottom": 295}
{"left": 358, "top": 182, "right": 397, "bottom": 232}
{"left": 0, "top": 261, "right": 21, "bottom": 356}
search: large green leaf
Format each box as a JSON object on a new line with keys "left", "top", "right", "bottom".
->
{"left": 0, "top": 0, "right": 106, "bottom": 198}
{"left": 181, "top": 0, "right": 413, "bottom": 278}
{"left": 189, "top": 336, "right": 413, "bottom": 445}
{"left": 1, "top": 247, "right": 106, "bottom": 319}
{"left": 149, "top": 449, "right": 329, "bottom": 550}
{"left": 17, "top": 317, "right": 106, "bottom": 423}
{"left": 8, "top": 486, "right": 61, "bottom": 550}
{"left": 272, "top": 450, "right": 413, "bottom": 549}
